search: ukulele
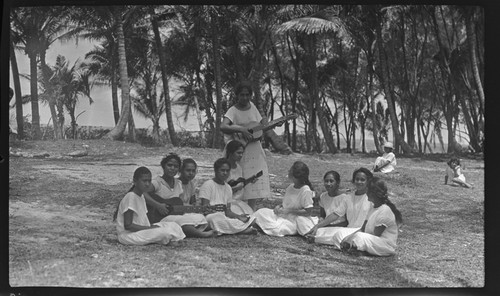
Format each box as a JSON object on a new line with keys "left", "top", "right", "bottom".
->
{"left": 227, "top": 170, "right": 263, "bottom": 187}
{"left": 146, "top": 195, "right": 226, "bottom": 223}
{"left": 230, "top": 114, "right": 298, "bottom": 146}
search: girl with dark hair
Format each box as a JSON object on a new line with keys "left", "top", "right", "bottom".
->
{"left": 114, "top": 166, "right": 185, "bottom": 245}
{"left": 445, "top": 158, "right": 473, "bottom": 188}
{"left": 220, "top": 81, "right": 271, "bottom": 211}
{"left": 199, "top": 158, "right": 257, "bottom": 235}
{"left": 178, "top": 158, "right": 199, "bottom": 205}
{"left": 296, "top": 170, "right": 348, "bottom": 236}
{"left": 340, "top": 177, "right": 402, "bottom": 256}
{"left": 144, "top": 153, "right": 215, "bottom": 238}
{"left": 253, "top": 161, "right": 316, "bottom": 237}
{"left": 225, "top": 140, "right": 255, "bottom": 216}
{"left": 305, "top": 168, "right": 374, "bottom": 248}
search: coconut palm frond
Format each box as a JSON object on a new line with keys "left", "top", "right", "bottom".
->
{"left": 277, "top": 16, "right": 347, "bottom": 36}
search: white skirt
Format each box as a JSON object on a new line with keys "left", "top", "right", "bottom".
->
{"left": 118, "top": 221, "right": 186, "bottom": 246}
{"left": 350, "top": 232, "right": 396, "bottom": 256}
{"left": 230, "top": 200, "right": 254, "bottom": 215}
{"left": 161, "top": 213, "right": 208, "bottom": 231}
{"left": 241, "top": 141, "right": 271, "bottom": 200}
{"left": 313, "top": 226, "right": 361, "bottom": 249}
{"left": 253, "top": 208, "right": 306, "bottom": 237}
{"left": 205, "top": 212, "right": 256, "bottom": 234}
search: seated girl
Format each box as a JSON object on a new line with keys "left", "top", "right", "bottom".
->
{"left": 143, "top": 153, "right": 215, "bottom": 238}
{"left": 296, "top": 170, "right": 348, "bottom": 236}
{"left": 225, "top": 140, "right": 255, "bottom": 216}
{"left": 340, "top": 177, "right": 403, "bottom": 256}
{"left": 305, "top": 168, "right": 374, "bottom": 248}
{"left": 445, "top": 157, "right": 473, "bottom": 188}
{"left": 253, "top": 161, "right": 316, "bottom": 237}
{"left": 113, "top": 166, "right": 185, "bottom": 246}
{"left": 199, "top": 158, "right": 257, "bottom": 235}
{"left": 373, "top": 142, "right": 397, "bottom": 173}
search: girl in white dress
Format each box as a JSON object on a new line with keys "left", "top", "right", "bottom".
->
{"left": 225, "top": 140, "right": 255, "bottom": 216}
{"left": 199, "top": 158, "right": 257, "bottom": 235}
{"left": 113, "top": 167, "right": 185, "bottom": 246}
{"left": 373, "top": 142, "right": 397, "bottom": 173}
{"left": 221, "top": 81, "right": 271, "bottom": 211}
{"left": 445, "top": 157, "right": 473, "bottom": 188}
{"left": 144, "top": 153, "right": 215, "bottom": 238}
{"left": 253, "top": 161, "right": 316, "bottom": 237}
{"left": 296, "top": 170, "right": 348, "bottom": 236}
{"left": 178, "top": 158, "right": 199, "bottom": 206}
{"left": 340, "top": 177, "right": 403, "bottom": 256}
{"left": 305, "top": 168, "right": 374, "bottom": 248}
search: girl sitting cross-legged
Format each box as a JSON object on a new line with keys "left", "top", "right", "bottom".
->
{"left": 225, "top": 140, "right": 255, "bottom": 216}
{"left": 305, "top": 167, "right": 374, "bottom": 248}
{"left": 296, "top": 170, "right": 348, "bottom": 236}
{"left": 199, "top": 158, "right": 258, "bottom": 235}
{"left": 340, "top": 177, "right": 403, "bottom": 256}
{"left": 253, "top": 161, "right": 317, "bottom": 237}
{"left": 113, "top": 166, "right": 185, "bottom": 246}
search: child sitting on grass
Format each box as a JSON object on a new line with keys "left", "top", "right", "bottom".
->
{"left": 445, "top": 158, "right": 473, "bottom": 188}
{"left": 373, "top": 142, "right": 397, "bottom": 173}
{"left": 113, "top": 166, "right": 185, "bottom": 246}
{"left": 178, "top": 158, "right": 199, "bottom": 206}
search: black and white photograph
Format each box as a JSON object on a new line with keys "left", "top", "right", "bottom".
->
{"left": 5, "top": 1, "right": 489, "bottom": 291}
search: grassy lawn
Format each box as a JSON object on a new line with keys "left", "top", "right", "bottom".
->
{"left": 8, "top": 139, "right": 485, "bottom": 288}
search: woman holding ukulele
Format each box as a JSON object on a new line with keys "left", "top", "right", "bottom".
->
{"left": 221, "top": 80, "right": 271, "bottom": 211}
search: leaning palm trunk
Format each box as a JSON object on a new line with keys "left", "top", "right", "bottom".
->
{"left": 105, "top": 9, "right": 131, "bottom": 141}
{"left": 10, "top": 41, "right": 24, "bottom": 139}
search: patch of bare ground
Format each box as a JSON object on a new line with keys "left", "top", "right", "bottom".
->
{"left": 8, "top": 139, "right": 484, "bottom": 287}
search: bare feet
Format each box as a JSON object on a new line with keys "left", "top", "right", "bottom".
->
{"left": 239, "top": 226, "right": 258, "bottom": 235}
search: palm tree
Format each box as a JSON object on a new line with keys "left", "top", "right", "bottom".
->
{"left": 10, "top": 30, "right": 25, "bottom": 139}
{"left": 277, "top": 5, "right": 348, "bottom": 153}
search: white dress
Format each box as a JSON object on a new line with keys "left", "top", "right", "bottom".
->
{"left": 313, "top": 192, "right": 373, "bottom": 248}
{"left": 296, "top": 192, "right": 348, "bottom": 235}
{"left": 116, "top": 192, "right": 185, "bottom": 245}
{"left": 152, "top": 177, "right": 207, "bottom": 230}
{"left": 254, "top": 184, "right": 314, "bottom": 237}
{"left": 224, "top": 102, "right": 271, "bottom": 200}
{"left": 447, "top": 166, "right": 466, "bottom": 183}
{"left": 228, "top": 163, "right": 254, "bottom": 215}
{"left": 199, "top": 179, "right": 256, "bottom": 234}
{"left": 374, "top": 152, "right": 397, "bottom": 173}
{"left": 349, "top": 204, "right": 398, "bottom": 256}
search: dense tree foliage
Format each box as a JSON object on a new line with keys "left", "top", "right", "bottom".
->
{"left": 10, "top": 5, "right": 484, "bottom": 154}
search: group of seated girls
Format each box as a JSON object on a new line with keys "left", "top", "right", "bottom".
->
{"left": 114, "top": 140, "right": 403, "bottom": 257}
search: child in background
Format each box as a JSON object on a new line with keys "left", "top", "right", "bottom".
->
{"left": 373, "top": 142, "right": 397, "bottom": 173}
{"left": 178, "top": 158, "right": 199, "bottom": 206}
{"left": 199, "top": 158, "right": 257, "bottom": 235}
{"left": 445, "top": 158, "right": 473, "bottom": 188}
{"left": 253, "top": 161, "right": 316, "bottom": 237}
{"left": 340, "top": 177, "right": 403, "bottom": 256}
{"left": 113, "top": 166, "right": 185, "bottom": 246}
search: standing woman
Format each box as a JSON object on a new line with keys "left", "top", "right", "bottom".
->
{"left": 221, "top": 80, "right": 271, "bottom": 211}
{"left": 225, "top": 140, "right": 255, "bottom": 216}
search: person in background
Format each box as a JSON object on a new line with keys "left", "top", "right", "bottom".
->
{"left": 445, "top": 157, "right": 473, "bottom": 188}
{"left": 113, "top": 166, "right": 185, "bottom": 246}
{"left": 373, "top": 142, "right": 397, "bottom": 173}
{"left": 178, "top": 158, "right": 199, "bottom": 206}
{"left": 253, "top": 161, "right": 316, "bottom": 237}
{"left": 340, "top": 177, "right": 403, "bottom": 256}
{"left": 220, "top": 80, "right": 271, "bottom": 211}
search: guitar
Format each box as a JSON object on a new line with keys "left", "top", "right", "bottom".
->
{"left": 227, "top": 170, "right": 263, "bottom": 187}
{"left": 230, "top": 113, "right": 298, "bottom": 146}
{"left": 146, "top": 195, "right": 226, "bottom": 223}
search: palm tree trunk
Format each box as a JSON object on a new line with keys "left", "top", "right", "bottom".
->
{"left": 466, "top": 9, "right": 484, "bottom": 114}
{"left": 40, "top": 51, "right": 62, "bottom": 140}
{"left": 110, "top": 42, "right": 120, "bottom": 125}
{"left": 212, "top": 19, "right": 223, "bottom": 149}
{"left": 150, "top": 6, "right": 177, "bottom": 146}
{"left": 10, "top": 41, "right": 24, "bottom": 139}
{"left": 106, "top": 8, "right": 131, "bottom": 141}
{"left": 375, "top": 12, "right": 413, "bottom": 154}
{"left": 29, "top": 53, "right": 41, "bottom": 140}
